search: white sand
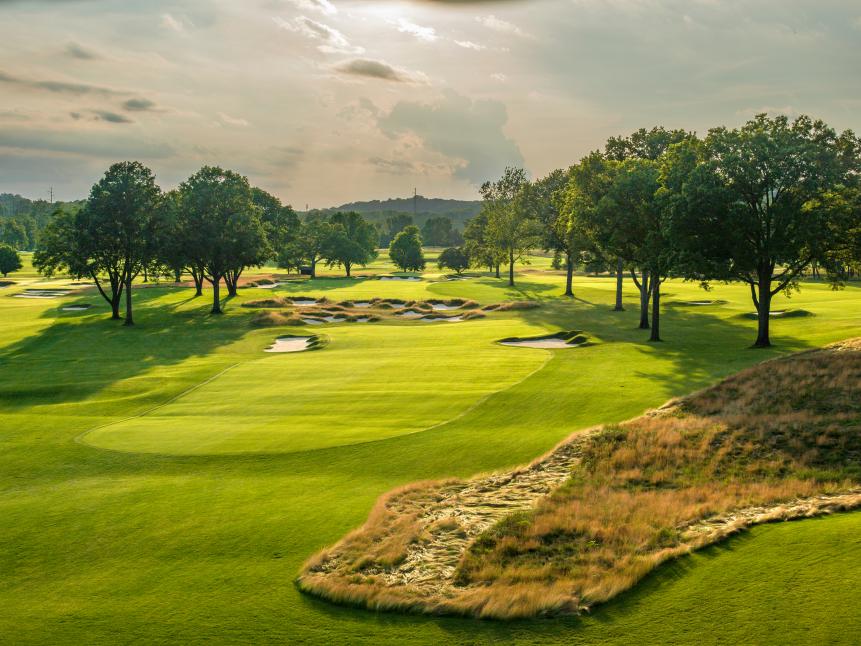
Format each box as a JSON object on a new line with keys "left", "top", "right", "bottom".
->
{"left": 422, "top": 315, "right": 464, "bottom": 323}
{"left": 257, "top": 283, "right": 283, "bottom": 289}
{"left": 291, "top": 299, "right": 318, "bottom": 306}
{"left": 264, "top": 336, "right": 312, "bottom": 353}
{"left": 353, "top": 301, "right": 371, "bottom": 308}
{"left": 14, "top": 290, "right": 70, "bottom": 299}
{"left": 355, "top": 317, "right": 371, "bottom": 323}
{"left": 301, "top": 318, "right": 324, "bottom": 325}
{"left": 380, "top": 276, "right": 420, "bottom": 281}
{"left": 431, "top": 303, "right": 460, "bottom": 310}
{"left": 501, "top": 338, "right": 575, "bottom": 349}
{"left": 396, "top": 311, "right": 425, "bottom": 319}
{"left": 322, "top": 315, "right": 346, "bottom": 323}
{"left": 62, "top": 305, "right": 91, "bottom": 311}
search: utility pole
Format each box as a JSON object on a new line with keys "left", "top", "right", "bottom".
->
{"left": 49, "top": 186, "right": 53, "bottom": 204}
{"left": 413, "top": 187, "right": 417, "bottom": 220}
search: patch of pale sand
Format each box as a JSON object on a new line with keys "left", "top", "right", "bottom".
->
{"left": 62, "top": 305, "right": 92, "bottom": 311}
{"left": 431, "top": 303, "right": 460, "bottom": 311}
{"left": 321, "top": 315, "right": 347, "bottom": 323}
{"left": 308, "top": 434, "right": 589, "bottom": 594}
{"left": 257, "top": 283, "right": 284, "bottom": 289}
{"left": 501, "top": 338, "right": 576, "bottom": 349}
{"left": 14, "top": 290, "right": 71, "bottom": 299}
{"left": 301, "top": 318, "right": 325, "bottom": 325}
{"left": 421, "top": 316, "right": 464, "bottom": 323}
{"left": 396, "top": 311, "right": 425, "bottom": 319}
{"left": 353, "top": 301, "right": 371, "bottom": 308}
{"left": 292, "top": 299, "right": 318, "bottom": 306}
{"left": 355, "top": 317, "right": 371, "bottom": 323}
{"left": 264, "top": 336, "right": 313, "bottom": 353}
{"left": 380, "top": 276, "right": 420, "bottom": 281}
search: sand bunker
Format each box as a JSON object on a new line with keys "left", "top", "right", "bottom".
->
{"left": 379, "top": 276, "right": 420, "bottom": 281}
{"left": 499, "top": 331, "right": 589, "bottom": 349}
{"left": 264, "top": 336, "right": 313, "bottom": 353}
{"left": 61, "top": 304, "right": 92, "bottom": 311}
{"left": 396, "top": 310, "right": 425, "bottom": 319}
{"left": 301, "top": 318, "right": 324, "bottom": 325}
{"left": 257, "top": 282, "right": 286, "bottom": 289}
{"left": 674, "top": 300, "right": 723, "bottom": 306}
{"left": 14, "top": 289, "right": 71, "bottom": 299}
{"left": 431, "top": 303, "right": 459, "bottom": 311}
{"left": 353, "top": 301, "right": 372, "bottom": 308}
{"left": 741, "top": 309, "right": 813, "bottom": 320}
{"left": 291, "top": 299, "right": 318, "bottom": 306}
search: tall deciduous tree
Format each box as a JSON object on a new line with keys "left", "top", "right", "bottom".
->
{"left": 482, "top": 167, "right": 537, "bottom": 287}
{"left": 463, "top": 211, "right": 505, "bottom": 277}
{"left": 437, "top": 246, "right": 469, "bottom": 274}
{"left": 177, "top": 166, "right": 265, "bottom": 313}
{"left": 0, "top": 243, "right": 22, "bottom": 277}
{"left": 665, "top": 114, "right": 860, "bottom": 347}
{"left": 326, "top": 211, "right": 378, "bottom": 277}
{"left": 278, "top": 219, "right": 336, "bottom": 278}
{"left": 35, "top": 163, "right": 162, "bottom": 324}
{"left": 527, "top": 168, "right": 583, "bottom": 297}
{"left": 389, "top": 225, "right": 425, "bottom": 272}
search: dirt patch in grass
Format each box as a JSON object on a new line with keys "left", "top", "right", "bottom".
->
{"left": 298, "top": 338, "right": 861, "bottom": 619}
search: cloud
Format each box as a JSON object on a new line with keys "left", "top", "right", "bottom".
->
{"left": 218, "top": 112, "right": 250, "bottom": 127}
{"left": 70, "top": 110, "right": 133, "bottom": 124}
{"left": 122, "top": 98, "right": 157, "bottom": 112}
{"left": 0, "top": 127, "right": 174, "bottom": 159}
{"left": 64, "top": 42, "right": 99, "bottom": 60}
{"left": 379, "top": 90, "right": 523, "bottom": 184}
{"left": 286, "top": 0, "right": 337, "bottom": 15}
{"left": 455, "top": 40, "right": 485, "bottom": 50}
{"left": 335, "top": 58, "right": 427, "bottom": 84}
{"left": 394, "top": 18, "right": 437, "bottom": 42}
{"left": 368, "top": 156, "right": 418, "bottom": 175}
{"left": 274, "top": 15, "right": 363, "bottom": 54}
{"left": 161, "top": 13, "right": 186, "bottom": 32}
{"left": 476, "top": 15, "right": 529, "bottom": 38}
{"left": 0, "top": 70, "right": 125, "bottom": 96}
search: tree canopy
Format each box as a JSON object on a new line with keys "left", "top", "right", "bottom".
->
{"left": 389, "top": 225, "right": 425, "bottom": 272}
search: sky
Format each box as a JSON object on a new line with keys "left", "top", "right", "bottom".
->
{"left": 0, "top": 0, "right": 859, "bottom": 207}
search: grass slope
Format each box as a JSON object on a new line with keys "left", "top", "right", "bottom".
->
{"left": 0, "top": 252, "right": 859, "bottom": 643}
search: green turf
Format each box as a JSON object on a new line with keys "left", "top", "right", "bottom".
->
{"left": 1, "top": 253, "right": 859, "bottom": 644}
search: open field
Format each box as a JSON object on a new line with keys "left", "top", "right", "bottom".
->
{"left": 1, "top": 253, "right": 860, "bottom": 644}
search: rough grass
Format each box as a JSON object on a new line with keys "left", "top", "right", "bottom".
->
{"left": 298, "top": 339, "right": 861, "bottom": 619}
{"left": 483, "top": 301, "right": 541, "bottom": 312}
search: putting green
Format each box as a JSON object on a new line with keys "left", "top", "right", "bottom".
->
{"left": 81, "top": 321, "right": 551, "bottom": 455}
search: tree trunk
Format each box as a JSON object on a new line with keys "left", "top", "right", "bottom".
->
{"left": 649, "top": 278, "right": 661, "bottom": 342}
{"left": 345, "top": 262, "right": 351, "bottom": 278}
{"left": 225, "top": 271, "right": 238, "bottom": 297}
{"left": 111, "top": 296, "right": 122, "bottom": 320}
{"left": 310, "top": 257, "right": 316, "bottom": 279}
{"left": 123, "top": 273, "right": 134, "bottom": 326}
{"left": 174, "top": 268, "right": 182, "bottom": 283}
{"left": 508, "top": 249, "right": 515, "bottom": 287}
{"left": 631, "top": 269, "right": 651, "bottom": 329}
{"left": 613, "top": 257, "right": 625, "bottom": 311}
{"left": 564, "top": 253, "right": 574, "bottom": 297}
{"left": 495, "top": 263, "right": 500, "bottom": 279}
{"left": 191, "top": 268, "right": 203, "bottom": 296}
{"left": 211, "top": 275, "right": 223, "bottom": 314}
{"left": 753, "top": 274, "right": 772, "bottom": 348}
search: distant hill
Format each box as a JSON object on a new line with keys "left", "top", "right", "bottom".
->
{"left": 310, "top": 195, "right": 482, "bottom": 230}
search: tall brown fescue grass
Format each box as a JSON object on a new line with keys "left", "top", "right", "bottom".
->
{"left": 298, "top": 339, "right": 861, "bottom": 618}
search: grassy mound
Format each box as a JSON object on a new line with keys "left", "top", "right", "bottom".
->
{"left": 250, "top": 310, "right": 306, "bottom": 327}
{"left": 242, "top": 297, "right": 290, "bottom": 308}
{"left": 482, "top": 301, "right": 540, "bottom": 311}
{"left": 297, "top": 339, "right": 861, "bottom": 619}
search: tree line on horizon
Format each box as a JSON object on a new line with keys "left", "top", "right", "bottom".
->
{"left": 22, "top": 113, "right": 861, "bottom": 348}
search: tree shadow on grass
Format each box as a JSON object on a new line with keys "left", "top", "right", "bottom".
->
{"left": 0, "top": 287, "right": 251, "bottom": 410}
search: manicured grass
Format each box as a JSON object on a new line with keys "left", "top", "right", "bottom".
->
{"left": 0, "top": 254, "right": 859, "bottom": 643}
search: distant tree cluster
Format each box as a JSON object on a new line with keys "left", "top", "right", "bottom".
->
{"left": 278, "top": 210, "right": 377, "bottom": 278}
{"left": 0, "top": 193, "right": 84, "bottom": 250}
{"left": 463, "top": 114, "right": 861, "bottom": 347}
